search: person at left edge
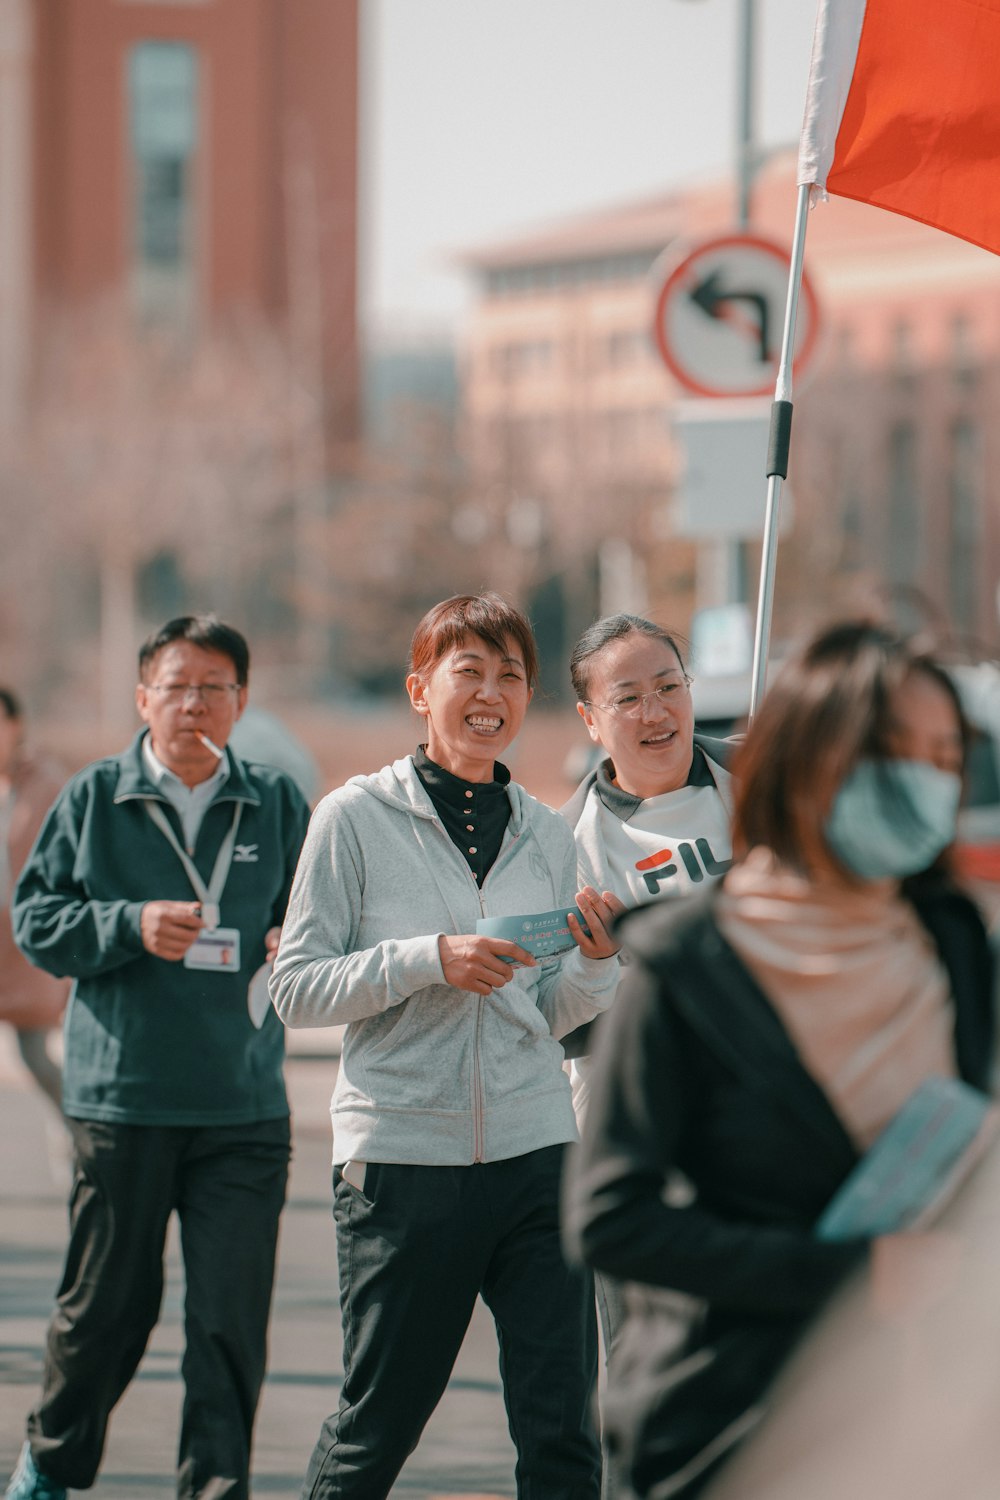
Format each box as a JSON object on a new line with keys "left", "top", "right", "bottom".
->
{"left": 5, "top": 615, "right": 310, "bottom": 1500}
{"left": 270, "top": 592, "right": 624, "bottom": 1500}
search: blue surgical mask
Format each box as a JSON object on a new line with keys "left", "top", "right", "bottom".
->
{"left": 824, "top": 759, "right": 962, "bottom": 881}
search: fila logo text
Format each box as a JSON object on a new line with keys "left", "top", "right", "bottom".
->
{"left": 635, "top": 839, "right": 732, "bottom": 895}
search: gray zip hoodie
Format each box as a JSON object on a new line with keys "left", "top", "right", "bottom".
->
{"left": 270, "top": 756, "right": 619, "bottom": 1165}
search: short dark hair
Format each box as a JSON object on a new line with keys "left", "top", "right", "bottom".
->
{"left": 138, "top": 615, "right": 250, "bottom": 685}
{"left": 570, "top": 615, "right": 687, "bottom": 702}
{"left": 732, "top": 620, "right": 968, "bottom": 874}
{"left": 0, "top": 687, "right": 23, "bottom": 721}
{"left": 409, "top": 593, "right": 539, "bottom": 691}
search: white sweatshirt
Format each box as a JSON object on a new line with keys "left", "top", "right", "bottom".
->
{"left": 270, "top": 756, "right": 618, "bottom": 1165}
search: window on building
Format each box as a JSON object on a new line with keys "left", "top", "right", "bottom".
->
{"left": 605, "top": 329, "right": 651, "bottom": 366}
{"left": 482, "top": 249, "right": 659, "bottom": 299}
{"left": 491, "top": 340, "right": 555, "bottom": 379}
{"left": 952, "top": 313, "right": 977, "bottom": 387}
{"left": 128, "top": 41, "right": 199, "bottom": 322}
{"left": 834, "top": 323, "right": 855, "bottom": 371}
{"left": 891, "top": 320, "right": 916, "bottom": 387}
{"left": 886, "top": 422, "right": 919, "bottom": 588}
{"left": 606, "top": 408, "right": 640, "bottom": 467}
{"left": 948, "top": 419, "right": 980, "bottom": 634}
{"left": 840, "top": 483, "right": 864, "bottom": 571}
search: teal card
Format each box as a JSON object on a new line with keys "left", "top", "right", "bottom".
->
{"left": 476, "top": 907, "right": 591, "bottom": 960}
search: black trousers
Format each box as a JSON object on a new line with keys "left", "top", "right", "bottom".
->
{"left": 27, "top": 1115, "right": 291, "bottom": 1499}
{"left": 302, "top": 1143, "right": 601, "bottom": 1500}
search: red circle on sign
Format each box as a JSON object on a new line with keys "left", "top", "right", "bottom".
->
{"left": 652, "top": 232, "right": 821, "bottom": 398}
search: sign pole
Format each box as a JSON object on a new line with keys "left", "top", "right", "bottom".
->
{"left": 748, "top": 182, "right": 812, "bottom": 721}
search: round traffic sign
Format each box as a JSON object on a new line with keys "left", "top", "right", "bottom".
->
{"left": 652, "top": 232, "right": 821, "bottom": 398}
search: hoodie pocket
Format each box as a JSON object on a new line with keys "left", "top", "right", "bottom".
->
{"left": 357, "top": 986, "right": 473, "bottom": 1113}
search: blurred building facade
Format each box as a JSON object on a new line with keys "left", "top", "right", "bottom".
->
{"left": 458, "top": 153, "right": 1000, "bottom": 659}
{"left": 0, "top": 0, "right": 359, "bottom": 725}
{"left": 0, "top": 0, "right": 358, "bottom": 439}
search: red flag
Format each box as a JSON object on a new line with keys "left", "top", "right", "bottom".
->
{"left": 798, "top": 0, "right": 1000, "bottom": 256}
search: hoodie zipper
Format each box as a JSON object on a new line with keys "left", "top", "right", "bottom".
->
{"left": 470, "top": 872, "right": 488, "bottom": 1161}
{"left": 472, "top": 994, "right": 485, "bottom": 1161}
{"left": 413, "top": 803, "right": 538, "bottom": 1166}
{"left": 464, "top": 836, "right": 517, "bottom": 1165}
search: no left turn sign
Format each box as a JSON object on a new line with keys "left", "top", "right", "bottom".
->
{"left": 652, "top": 232, "right": 821, "bottom": 398}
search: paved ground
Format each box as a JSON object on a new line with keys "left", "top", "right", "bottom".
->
{"left": 0, "top": 1030, "right": 517, "bottom": 1499}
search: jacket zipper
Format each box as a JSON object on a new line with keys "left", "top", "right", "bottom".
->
{"left": 471, "top": 875, "right": 487, "bottom": 1161}
{"left": 425, "top": 815, "right": 533, "bottom": 1165}
{"left": 472, "top": 994, "right": 485, "bottom": 1161}
{"left": 462, "top": 839, "right": 508, "bottom": 1165}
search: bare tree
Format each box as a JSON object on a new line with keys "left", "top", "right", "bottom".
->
{"left": 0, "top": 298, "right": 323, "bottom": 729}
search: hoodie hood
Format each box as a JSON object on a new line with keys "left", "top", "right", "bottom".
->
{"left": 348, "top": 755, "right": 529, "bottom": 834}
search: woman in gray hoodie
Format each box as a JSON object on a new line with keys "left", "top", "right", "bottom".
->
{"left": 270, "top": 592, "right": 624, "bottom": 1500}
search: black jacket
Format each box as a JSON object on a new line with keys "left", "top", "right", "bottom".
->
{"left": 563, "top": 875, "right": 994, "bottom": 1498}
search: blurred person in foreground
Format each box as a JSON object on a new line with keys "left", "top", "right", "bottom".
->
{"left": 0, "top": 687, "right": 68, "bottom": 1112}
{"left": 270, "top": 592, "right": 624, "bottom": 1500}
{"left": 563, "top": 621, "right": 994, "bottom": 1500}
{"left": 559, "top": 615, "right": 737, "bottom": 1494}
{"left": 4, "top": 616, "right": 310, "bottom": 1500}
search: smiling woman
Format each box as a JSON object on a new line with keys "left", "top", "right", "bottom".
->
{"left": 562, "top": 617, "right": 738, "bottom": 1034}
{"left": 564, "top": 613, "right": 736, "bottom": 937}
{"left": 269, "top": 592, "right": 626, "bottom": 1500}
{"left": 405, "top": 592, "right": 537, "bottom": 784}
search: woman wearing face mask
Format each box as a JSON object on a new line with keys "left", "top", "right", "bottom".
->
{"left": 270, "top": 593, "right": 623, "bottom": 1500}
{"left": 563, "top": 621, "right": 994, "bottom": 1500}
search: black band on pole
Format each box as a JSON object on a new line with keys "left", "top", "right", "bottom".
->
{"left": 765, "top": 399, "right": 794, "bottom": 479}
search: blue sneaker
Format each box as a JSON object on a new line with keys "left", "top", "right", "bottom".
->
{"left": 4, "top": 1444, "right": 66, "bottom": 1500}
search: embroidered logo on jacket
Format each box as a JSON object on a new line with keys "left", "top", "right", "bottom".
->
{"left": 233, "top": 844, "right": 260, "bottom": 863}
{"left": 635, "top": 840, "right": 732, "bottom": 895}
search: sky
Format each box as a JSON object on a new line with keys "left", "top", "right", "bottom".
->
{"left": 359, "top": 0, "right": 821, "bottom": 338}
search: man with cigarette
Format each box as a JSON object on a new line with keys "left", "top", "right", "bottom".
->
{"left": 6, "top": 615, "right": 310, "bottom": 1500}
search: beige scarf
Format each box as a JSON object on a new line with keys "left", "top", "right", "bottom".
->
{"left": 715, "top": 848, "right": 956, "bottom": 1150}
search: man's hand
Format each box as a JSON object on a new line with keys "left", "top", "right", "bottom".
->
{"left": 438, "top": 934, "right": 535, "bottom": 996}
{"left": 140, "top": 901, "right": 205, "bottom": 961}
{"left": 264, "top": 926, "right": 281, "bottom": 963}
{"left": 569, "top": 886, "right": 627, "bottom": 959}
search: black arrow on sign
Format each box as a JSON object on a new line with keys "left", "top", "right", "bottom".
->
{"left": 689, "top": 271, "right": 772, "bottom": 363}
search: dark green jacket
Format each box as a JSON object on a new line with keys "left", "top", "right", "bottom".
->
{"left": 13, "top": 732, "right": 310, "bottom": 1126}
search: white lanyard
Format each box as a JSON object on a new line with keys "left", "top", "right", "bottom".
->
{"left": 144, "top": 799, "right": 243, "bottom": 910}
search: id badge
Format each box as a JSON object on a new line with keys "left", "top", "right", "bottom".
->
{"left": 184, "top": 926, "right": 241, "bottom": 972}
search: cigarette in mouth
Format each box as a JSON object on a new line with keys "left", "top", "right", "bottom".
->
{"left": 195, "top": 731, "right": 225, "bottom": 760}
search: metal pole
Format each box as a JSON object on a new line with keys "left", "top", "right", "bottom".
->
{"left": 712, "top": 0, "right": 756, "bottom": 606}
{"left": 736, "top": 0, "right": 755, "bottom": 231}
{"left": 748, "top": 182, "right": 812, "bottom": 719}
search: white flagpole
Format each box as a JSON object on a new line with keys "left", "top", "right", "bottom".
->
{"left": 748, "top": 181, "right": 813, "bottom": 721}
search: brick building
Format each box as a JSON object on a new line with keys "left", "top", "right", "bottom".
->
{"left": 0, "top": 0, "right": 359, "bottom": 441}
{"left": 0, "top": 0, "right": 359, "bottom": 715}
